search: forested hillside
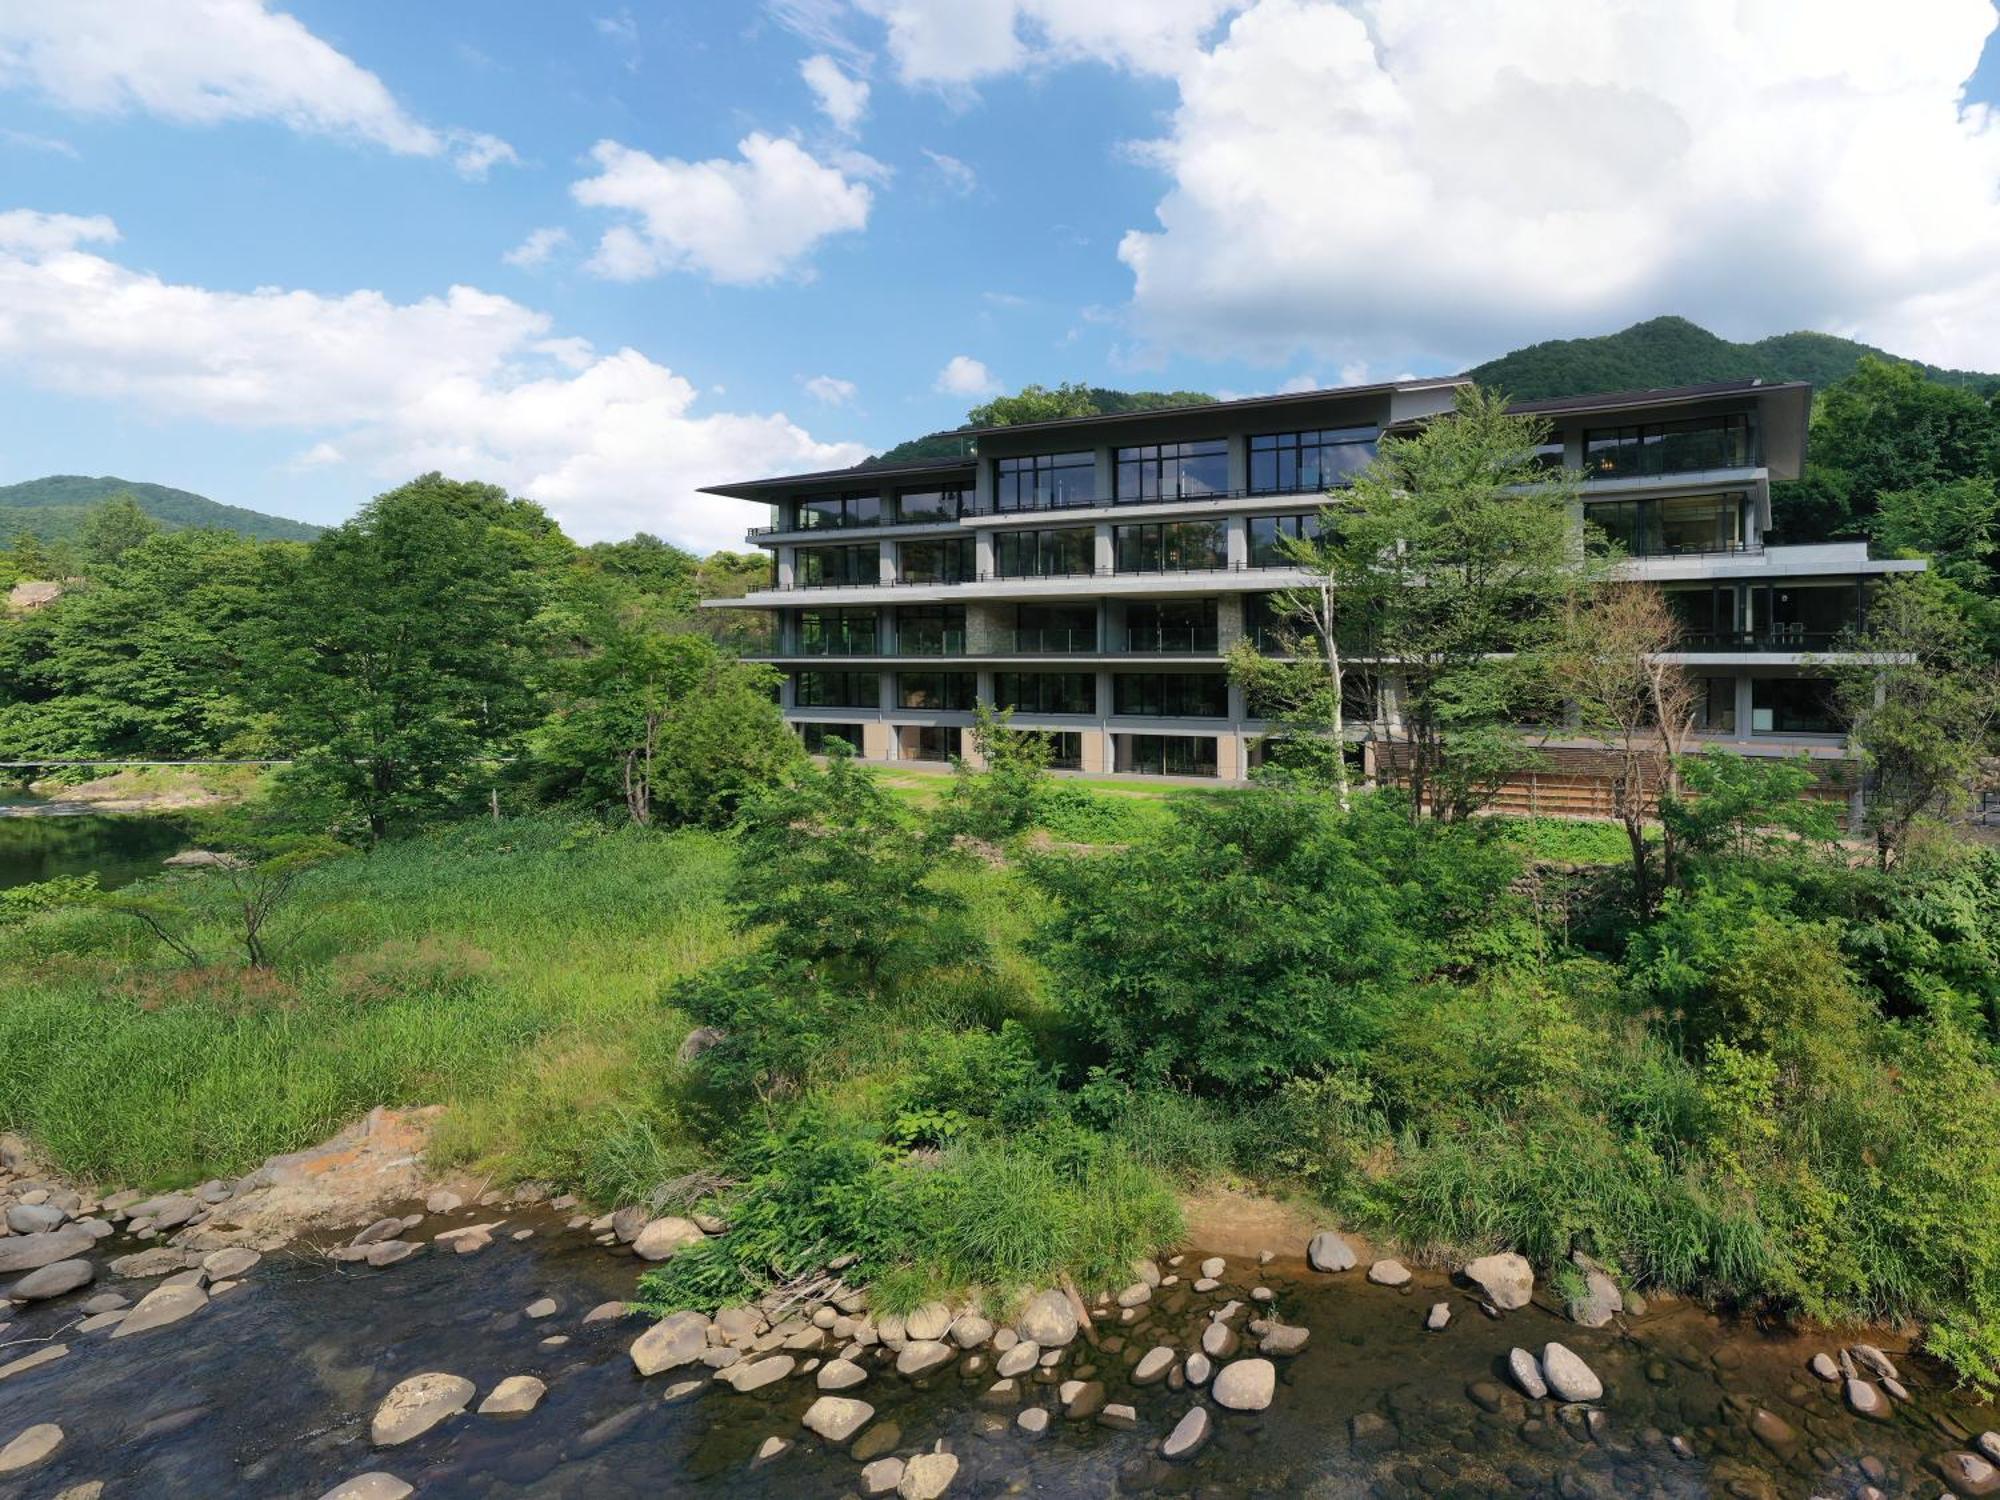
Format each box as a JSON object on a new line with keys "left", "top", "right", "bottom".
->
{"left": 0, "top": 474, "right": 322, "bottom": 544}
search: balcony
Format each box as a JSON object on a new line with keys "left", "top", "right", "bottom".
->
{"left": 1011, "top": 627, "right": 1099, "bottom": 653}
{"left": 1120, "top": 627, "right": 1219, "bottom": 654}
{"left": 898, "top": 629, "right": 967, "bottom": 656}
{"left": 1584, "top": 427, "right": 1758, "bottom": 480}
{"left": 1678, "top": 628, "right": 1845, "bottom": 652}
{"left": 791, "top": 635, "right": 880, "bottom": 656}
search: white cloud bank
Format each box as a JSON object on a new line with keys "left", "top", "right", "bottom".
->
{"left": 0, "top": 0, "right": 515, "bottom": 176}
{"left": 573, "top": 134, "right": 873, "bottom": 284}
{"left": 935, "top": 354, "right": 999, "bottom": 395}
{"left": 853, "top": 0, "right": 1235, "bottom": 86}
{"left": 0, "top": 211, "right": 865, "bottom": 550}
{"left": 801, "top": 53, "right": 870, "bottom": 132}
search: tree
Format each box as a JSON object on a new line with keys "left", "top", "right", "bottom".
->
{"left": 940, "top": 701, "right": 1051, "bottom": 841}
{"left": 1229, "top": 564, "right": 1361, "bottom": 807}
{"left": 80, "top": 495, "right": 161, "bottom": 568}
{"left": 966, "top": 382, "right": 1101, "bottom": 427}
{"left": 1657, "top": 749, "right": 1839, "bottom": 871}
{"left": 1549, "top": 582, "right": 1698, "bottom": 908}
{"left": 1831, "top": 573, "right": 2000, "bottom": 869}
{"left": 243, "top": 474, "right": 560, "bottom": 841}
{"left": 1873, "top": 477, "right": 1999, "bottom": 654}
{"left": 1304, "top": 386, "right": 1590, "bottom": 822}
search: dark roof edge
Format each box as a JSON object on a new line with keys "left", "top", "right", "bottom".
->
{"left": 953, "top": 376, "right": 1465, "bottom": 438}
{"left": 699, "top": 454, "right": 976, "bottom": 499}
{"left": 1504, "top": 378, "right": 1813, "bottom": 415}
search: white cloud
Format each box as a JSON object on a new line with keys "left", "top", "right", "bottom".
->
{"left": 853, "top": 0, "right": 1236, "bottom": 86}
{"left": 935, "top": 354, "right": 999, "bottom": 395}
{"left": 0, "top": 211, "right": 865, "bottom": 550}
{"left": 595, "top": 10, "right": 641, "bottom": 71}
{"left": 502, "top": 226, "right": 571, "bottom": 270}
{"left": 801, "top": 53, "right": 869, "bottom": 132}
{"left": 0, "top": 127, "right": 76, "bottom": 156}
{"left": 922, "top": 147, "right": 976, "bottom": 195}
{"left": 573, "top": 134, "right": 873, "bottom": 285}
{"left": 1115, "top": 0, "right": 2000, "bottom": 371}
{"left": 804, "top": 373, "right": 859, "bottom": 404}
{"left": 0, "top": 0, "right": 514, "bottom": 170}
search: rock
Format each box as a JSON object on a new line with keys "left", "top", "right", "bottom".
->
{"left": 1882, "top": 1375, "right": 1909, "bottom": 1400}
{"left": 1259, "top": 1323, "right": 1310, "bottom": 1356}
{"left": 583, "top": 1300, "right": 629, "bottom": 1325}
{"left": 1184, "top": 1351, "right": 1212, "bottom": 1385}
{"left": 1980, "top": 1431, "right": 2000, "bottom": 1466}
{"left": 1015, "top": 1289, "right": 1078, "bottom": 1348}
{"left": 7, "top": 1258, "right": 93, "bottom": 1301}
{"left": 750, "top": 1436, "right": 791, "bottom": 1467}
{"left": 996, "top": 1340, "right": 1040, "bottom": 1378}
{"left": 1567, "top": 1262, "right": 1623, "bottom": 1328}
{"left": 0, "top": 1345, "right": 68, "bottom": 1382}
{"left": 677, "top": 1024, "right": 727, "bottom": 1062}
{"left": 1350, "top": 1412, "right": 1395, "bottom": 1449}
{"left": 714, "top": 1305, "right": 762, "bottom": 1343}
{"left": 1426, "top": 1301, "right": 1451, "bottom": 1331}
{"left": 1844, "top": 1378, "right": 1889, "bottom": 1420}
{"left": 1115, "top": 1281, "right": 1152, "bottom": 1308}
{"left": 202, "top": 1248, "right": 259, "bottom": 1279}
{"left": 1212, "top": 1357, "right": 1276, "bottom": 1411}
{"left": 1249, "top": 1285, "right": 1274, "bottom": 1303}
{"left": 1749, "top": 1408, "right": 1795, "bottom": 1453}
{"left": 817, "top": 1358, "right": 868, "bottom": 1390}
{"left": 802, "top": 1395, "right": 874, "bottom": 1444}
{"left": 1200, "top": 1320, "right": 1238, "bottom": 1359}
{"left": 631, "top": 1311, "right": 710, "bottom": 1375}
{"left": 1017, "top": 1407, "right": 1050, "bottom": 1436}
{"left": 163, "top": 848, "right": 238, "bottom": 868}
{"left": 1808, "top": 1352, "right": 1840, "bottom": 1382}
{"left": 632, "top": 1217, "right": 705, "bottom": 1261}
{"left": 1133, "top": 1346, "right": 1176, "bottom": 1384}
{"left": 363, "top": 1241, "right": 418, "bottom": 1267}
{"left": 351, "top": 1217, "right": 404, "bottom": 1246}
{"left": 897, "top": 1451, "right": 960, "bottom": 1500}
{"left": 1199, "top": 1255, "right": 1226, "bottom": 1279}
{"left": 81, "top": 1292, "right": 127, "bottom": 1315}
{"left": 896, "top": 1340, "right": 955, "bottom": 1378}
{"left": 861, "top": 1457, "right": 906, "bottom": 1495}
{"left": 1192, "top": 1277, "right": 1219, "bottom": 1293}
{"left": 316, "top": 1476, "right": 414, "bottom": 1500}
{"left": 0, "top": 1424, "right": 63, "bottom": 1475}
{"left": 1940, "top": 1452, "right": 2000, "bottom": 1497}
{"left": 610, "top": 1205, "right": 648, "bottom": 1243}
{"left": 1162, "top": 1405, "right": 1212, "bottom": 1460}
{"left": 424, "top": 1189, "right": 464, "bottom": 1213}
{"left": 0, "top": 1225, "right": 95, "bottom": 1274}
{"left": 1463, "top": 1253, "right": 1534, "bottom": 1311}
{"left": 852, "top": 1421, "right": 902, "bottom": 1461}
{"left": 1507, "top": 1347, "right": 1549, "bottom": 1399}
{"left": 1849, "top": 1343, "right": 1898, "bottom": 1381}
{"left": 110, "top": 1281, "right": 207, "bottom": 1338}
{"left": 110, "top": 1246, "right": 198, "bottom": 1278}
{"left": 1059, "top": 1378, "right": 1106, "bottom": 1419}
{"left": 370, "top": 1373, "right": 474, "bottom": 1446}
{"left": 1540, "top": 1342, "right": 1603, "bottom": 1402}
{"left": 1098, "top": 1402, "right": 1137, "bottom": 1430}
{"left": 1367, "top": 1258, "right": 1411, "bottom": 1286}
{"left": 659, "top": 1378, "right": 705, "bottom": 1403}
{"left": 4, "top": 1204, "right": 65, "bottom": 1234}
{"left": 524, "top": 1297, "right": 557, "bottom": 1319}
{"left": 905, "top": 1301, "right": 953, "bottom": 1341}
{"left": 949, "top": 1313, "right": 993, "bottom": 1348}
{"left": 1307, "top": 1231, "right": 1357, "bottom": 1273}
{"left": 478, "top": 1375, "right": 546, "bottom": 1415}
{"left": 725, "top": 1355, "right": 795, "bottom": 1393}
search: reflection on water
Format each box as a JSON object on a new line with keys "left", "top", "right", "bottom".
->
{"left": 1, "top": 1204, "right": 1992, "bottom": 1498}
{"left": 0, "top": 793, "right": 189, "bottom": 891}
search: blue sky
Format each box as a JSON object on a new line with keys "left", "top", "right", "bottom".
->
{"left": 2, "top": 1, "right": 1998, "bottom": 551}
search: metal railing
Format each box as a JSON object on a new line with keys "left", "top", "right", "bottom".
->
{"left": 791, "top": 635, "right": 880, "bottom": 655}
{"left": 1009, "top": 628, "right": 1099, "bottom": 653}
{"left": 1584, "top": 432, "right": 1760, "bottom": 480}
{"left": 1594, "top": 538, "right": 1765, "bottom": 559}
{"left": 1678, "top": 628, "right": 1843, "bottom": 651}
{"left": 898, "top": 630, "right": 967, "bottom": 656}
{"left": 1121, "top": 627, "right": 1220, "bottom": 653}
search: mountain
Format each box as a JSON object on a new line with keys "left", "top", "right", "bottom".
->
{"left": 1466, "top": 316, "right": 2000, "bottom": 401}
{"left": 871, "top": 386, "right": 1217, "bottom": 466}
{"left": 0, "top": 475, "right": 323, "bottom": 544}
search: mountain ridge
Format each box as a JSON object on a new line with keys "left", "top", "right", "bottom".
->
{"left": 0, "top": 475, "right": 322, "bottom": 544}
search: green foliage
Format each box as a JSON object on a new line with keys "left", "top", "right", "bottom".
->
{"left": 1027, "top": 781, "right": 1170, "bottom": 844}
{"left": 0, "top": 873, "right": 100, "bottom": 924}
{"left": 80, "top": 495, "right": 161, "bottom": 567}
{"left": 872, "top": 384, "right": 1214, "bottom": 465}
{"left": 939, "top": 702, "right": 1051, "bottom": 842}
{"left": 1658, "top": 749, "right": 1839, "bottom": 869}
{"left": 0, "top": 473, "right": 322, "bottom": 544}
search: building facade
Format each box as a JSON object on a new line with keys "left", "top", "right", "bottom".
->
{"left": 699, "top": 377, "right": 1921, "bottom": 804}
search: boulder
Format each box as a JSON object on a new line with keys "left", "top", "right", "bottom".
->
{"left": 1017, "top": 1407, "right": 1050, "bottom": 1436}
{"left": 1979, "top": 1431, "right": 2000, "bottom": 1466}
{"left": 202, "top": 1248, "right": 260, "bottom": 1280}
{"left": 904, "top": 1301, "right": 953, "bottom": 1341}
{"left": 1184, "top": 1351, "right": 1212, "bottom": 1385}
{"left": 725, "top": 1356, "right": 795, "bottom": 1393}
{"left": 750, "top": 1436, "right": 791, "bottom": 1467}
{"left": 0, "top": 1424, "right": 64, "bottom": 1476}
{"left": 0, "top": 1346, "right": 68, "bottom": 1382}
{"left": 861, "top": 1457, "right": 905, "bottom": 1496}
{"left": 316, "top": 1476, "right": 413, "bottom": 1500}
{"left": 1426, "top": 1302, "right": 1451, "bottom": 1332}
{"left": 1307, "top": 1231, "right": 1357, "bottom": 1273}
{"left": 1133, "top": 1346, "right": 1176, "bottom": 1385}
{"left": 1849, "top": 1343, "right": 1899, "bottom": 1382}
{"left": 1200, "top": 1321, "right": 1238, "bottom": 1359}
{"left": 631, "top": 1311, "right": 710, "bottom": 1376}
{"left": 1939, "top": 1452, "right": 2000, "bottom": 1498}
{"left": 677, "top": 1025, "right": 727, "bottom": 1063}
{"left": 1540, "top": 1343, "right": 1603, "bottom": 1402}
{"left": 1463, "top": 1253, "right": 1534, "bottom": 1311}
{"left": 896, "top": 1340, "right": 955, "bottom": 1378}
{"left": 949, "top": 1314, "right": 993, "bottom": 1349}
{"left": 424, "top": 1190, "right": 463, "bottom": 1214}
{"left": 524, "top": 1297, "right": 557, "bottom": 1319}
{"left": 110, "top": 1281, "right": 207, "bottom": 1338}
{"left": 1350, "top": 1412, "right": 1396, "bottom": 1450}
{"left": 1567, "top": 1260, "right": 1622, "bottom": 1328}
{"left": 1115, "top": 1281, "right": 1151, "bottom": 1308}
{"left": 1199, "top": 1256, "right": 1226, "bottom": 1280}
{"left": 1059, "top": 1379, "right": 1106, "bottom": 1419}
{"left": 1506, "top": 1347, "right": 1548, "bottom": 1399}
{"left": 370, "top": 1373, "right": 474, "bottom": 1446}
{"left": 898, "top": 1452, "right": 960, "bottom": 1500}
{"left": 1260, "top": 1323, "right": 1310, "bottom": 1356}
{"left": 632, "top": 1217, "right": 705, "bottom": 1261}
{"left": 1844, "top": 1378, "right": 1889, "bottom": 1420}
{"left": 1163, "top": 1405, "right": 1212, "bottom": 1460}
{"left": 1212, "top": 1357, "right": 1276, "bottom": 1411}
{"left": 7, "top": 1259, "right": 94, "bottom": 1301}
{"left": 801, "top": 1395, "right": 874, "bottom": 1444}
{"left": 583, "top": 1300, "right": 630, "bottom": 1326}
{"left": 996, "top": 1340, "right": 1040, "bottom": 1378}
{"left": 1098, "top": 1402, "right": 1137, "bottom": 1430}
{"left": 1808, "top": 1352, "right": 1839, "bottom": 1382}
{"left": 0, "top": 1225, "right": 95, "bottom": 1275}
{"left": 1015, "top": 1289, "right": 1078, "bottom": 1348}
{"left": 1367, "top": 1259, "right": 1411, "bottom": 1287}
{"left": 477, "top": 1376, "right": 546, "bottom": 1415}
{"left": 363, "top": 1241, "right": 418, "bottom": 1268}
{"left": 610, "top": 1205, "right": 648, "bottom": 1243}
{"left": 5, "top": 1204, "right": 65, "bottom": 1235}
{"left": 351, "top": 1218, "right": 404, "bottom": 1247}
{"left": 817, "top": 1359, "right": 868, "bottom": 1390}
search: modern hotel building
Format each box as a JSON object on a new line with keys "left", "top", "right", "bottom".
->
{"left": 699, "top": 377, "right": 1920, "bottom": 806}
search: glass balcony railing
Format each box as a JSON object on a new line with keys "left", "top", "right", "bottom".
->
{"left": 1010, "top": 627, "right": 1098, "bottom": 653}
{"left": 897, "top": 630, "right": 966, "bottom": 656}
{"left": 1678, "top": 628, "right": 1845, "bottom": 652}
{"left": 1584, "top": 427, "right": 1757, "bottom": 480}
{"left": 792, "top": 635, "right": 879, "bottom": 655}
{"left": 1121, "top": 627, "right": 1220, "bottom": 654}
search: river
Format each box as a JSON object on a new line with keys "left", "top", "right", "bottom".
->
{"left": 0, "top": 792, "right": 190, "bottom": 892}
{"left": 1, "top": 1199, "right": 1993, "bottom": 1498}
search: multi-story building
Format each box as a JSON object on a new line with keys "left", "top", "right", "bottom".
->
{"left": 699, "top": 376, "right": 1922, "bottom": 807}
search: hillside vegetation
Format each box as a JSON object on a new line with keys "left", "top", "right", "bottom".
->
{"left": 0, "top": 474, "right": 322, "bottom": 545}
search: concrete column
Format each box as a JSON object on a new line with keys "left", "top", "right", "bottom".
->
{"left": 776, "top": 545, "right": 796, "bottom": 590}
{"left": 778, "top": 670, "right": 796, "bottom": 709}
{"left": 1097, "top": 668, "right": 1115, "bottom": 721}
{"left": 878, "top": 540, "right": 897, "bottom": 586}
{"left": 1217, "top": 593, "right": 1245, "bottom": 651}
{"left": 1081, "top": 728, "right": 1111, "bottom": 775}
{"left": 1226, "top": 678, "right": 1247, "bottom": 721}
{"left": 973, "top": 455, "right": 993, "bottom": 514}
{"left": 1226, "top": 515, "right": 1249, "bottom": 569}
{"left": 974, "top": 530, "right": 995, "bottom": 578}
{"left": 1094, "top": 522, "right": 1114, "bottom": 575}
{"left": 1227, "top": 434, "right": 1249, "bottom": 495}
{"left": 1105, "top": 598, "right": 1129, "bottom": 653}
{"left": 1093, "top": 445, "right": 1116, "bottom": 504}
{"left": 878, "top": 605, "right": 893, "bottom": 653}
{"left": 975, "top": 668, "right": 996, "bottom": 709}
{"left": 1216, "top": 733, "right": 1244, "bottom": 782}
{"left": 862, "top": 721, "right": 893, "bottom": 762}
{"left": 1733, "top": 674, "right": 1754, "bottom": 740}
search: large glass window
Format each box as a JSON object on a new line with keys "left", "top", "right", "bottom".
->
{"left": 1698, "top": 677, "right": 1737, "bottom": 734}
{"left": 994, "top": 671, "right": 1096, "bottom": 715}
{"left": 1113, "top": 672, "right": 1228, "bottom": 718}
{"left": 1115, "top": 439, "right": 1228, "bottom": 503}
{"left": 1033, "top": 731, "right": 1083, "bottom": 770}
{"left": 796, "top": 544, "right": 878, "bottom": 588}
{"left": 1752, "top": 677, "right": 1841, "bottom": 735}
{"left": 794, "top": 670, "right": 879, "bottom": 708}
{"left": 897, "top": 671, "right": 975, "bottom": 710}
{"left": 799, "top": 722, "right": 863, "bottom": 755}
{"left": 993, "top": 526, "right": 1095, "bottom": 578}
{"left": 1124, "top": 598, "right": 1218, "bottom": 653}
{"left": 1583, "top": 414, "right": 1753, "bottom": 478}
{"left": 1249, "top": 512, "right": 1323, "bottom": 567}
{"left": 795, "top": 491, "right": 882, "bottom": 529}
{"left": 1013, "top": 603, "right": 1097, "bottom": 653}
{"left": 994, "top": 452, "right": 1097, "bottom": 512}
{"left": 794, "top": 607, "right": 878, "bottom": 654}
{"left": 1121, "top": 733, "right": 1218, "bottom": 777}
{"left": 1664, "top": 586, "right": 1740, "bottom": 648}
{"left": 906, "top": 725, "right": 961, "bottom": 762}
{"left": 1115, "top": 520, "right": 1225, "bottom": 573}
{"left": 895, "top": 604, "right": 965, "bottom": 655}
{"left": 1585, "top": 494, "right": 1746, "bottom": 557}
{"left": 895, "top": 487, "right": 966, "bottom": 523}
{"left": 899, "top": 536, "right": 974, "bottom": 584}
{"left": 1752, "top": 582, "right": 1862, "bottom": 650}
{"left": 1248, "top": 427, "right": 1377, "bottom": 494}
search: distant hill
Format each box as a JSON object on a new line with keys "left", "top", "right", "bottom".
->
{"left": 0, "top": 475, "right": 323, "bottom": 544}
{"left": 871, "top": 386, "right": 1217, "bottom": 465}
{"left": 1467, "top": 316, "right": 2000, "bottom": 401}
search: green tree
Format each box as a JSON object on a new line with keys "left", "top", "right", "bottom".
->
{"left": 1657, "top": 749, "right": 1840, "bottom": 877}
{"left": 1873, "top": 477, "right": 2000, "bottom": 653}
{"left": 940, "top": 701, "right": 1051, "bottom": 842}
{"left": 244, "top": 474, "right": 560, "bottom": 840}
{"left": 965, "top": 382, "right": 1102, "bottom": 427}
{"left": 80, "top": 494, "right": 161, "bottom": 568}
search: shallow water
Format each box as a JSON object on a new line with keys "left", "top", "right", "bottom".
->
{"left": 0, "top": 794, "right": 189, "bottom": 892}
{"left": 1, "top": 1205, "right": 1994, "bottom": 1498}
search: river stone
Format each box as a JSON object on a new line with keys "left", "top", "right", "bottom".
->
{"left": 1464, "top": 1253, "right": 1534, "bottom": 1311}
{"left": 817, "top": 1358, "right": 868, "bottom": 1390}
{"left": 524, "top": 1297, "right": 557, "bottom": 1319}
{"left": 111, "top": 1281, "right": 206, "bottom": 1338}
{"left": 1059, "top": 1379, "right": 1106, "bottom": 1419}
{"left": 1367, "top": 1258, "right": 1411, "bottom": 1287}
{"left": 1185, "top": 1350, "right": 1212, "bottom": 1385}
{"left": 370, "top": 1373, "right": 473, "bottom": 1446}
{"left": 1260, "top": 1323, "right": 1310, "bottom": 1356}
{"left": 802, "top": 1395, "right": 874, "bottom": 1444}
{"left": 861, "top": 1457, "right": 905, "bottom": 1495}
{"left": 475, "top": 1375, "right": 546, "bottom": 1415}
{"left": 1307, "top": 1231, "right": 1357, "bottom": 1272}
{"left": 0, "top": 1424, "right": 63, "bottom": 1475}
{"left": 726, "top": 1355, "right": 795, "bottom": 1393}
{"left": 1979, "top": 1431, "right": 2000, "bottom": 1465}
{"left": 0, "top": 1225, "right": 95, "bottom": 1275}
{"left": 1115, "top": 1281, "right": 1151, "bottom": 1308}
{"left": 1567, "top": 1262, "right": 1622, "bottom": 1327}
{"left": 750, "top": 1435, "right": 791, "bottom": 1467}
{"left": 1507, "top": 1347, "right": 1548, "bottom": 1399}
{"left": 81, "top": 1292, "right": 127, "bottom": 1315}
{"left": 1849, "top": 1343, "right": 1898, "bottom": 1381}
{"left": 424, "top": 1189, "right": 463, "bottom": 1214}
{"left": 632, "top": 1217, "right": 704, "bottom": 1261}
{"left": 1750, "top": 1408, "right": 1795, "bottom": 1453}
{"left": 897, "top": 1451, "right": 959, "bottom": 1500}
{"left": 1941, "top": 1452, "right": 2000, "bottom": 1497}
{"left": 317, "top": 1475, "right": 413, "bottom": 1500}
{"left": 1426, "top": 1302, "right": 1450, "bottom": 1331}
{"left": 202, "top": 1248, "right": 260, "bottom": 1280}
{"left": 1845, "top": 1378, "right": 1889, "bottom": 1419}
{"left": 4, "top": 1204, "right": 65, "bottom": 1235}
{"left": 1200, "top": 1256, "right": 1226, "bottom": 1280}
{"left": 1212, "top": 1357, "right": 1276, "bottom": 1411}
{"left": 1163, "top": 1405, "right": 1212, "bottom": 1460}
{"left": 110, "top": 1246, "right": 197, "bottom": 1279}
{"left": 583, "top": 1300, "right": 629, "bottom": 1325}
{"left": 7, "top": 1258, "right": 93, "bottom": 1301}
{"left": 1015, "top": 1289, "right": 1078, "bottom": 1347}
{"left": 351, "top": 1217, "right": 403, "bottom": 1247}
{"left": 364, "top": 1241, "right": 418, "bottom": 1267}
{"left": 631, "top": 1311, "right": 710, "bottom": 1375}
{"left": 0, "top": 1345, "right": 68, "bottom": 1382}
{"left": 1540, "top": 1342, "right": 1603, "bottom": 1402}
{"left": 1809, "top": 1352, "right": 1839, "bottom": 1381}
{"left": 996, "top": 1340, "right": 1040, "bottom": 1378}
{"left": 1098, "top": 1402, "right": 1138, "bottom": 1430}
{"left": 896, "top": 1340, "right": 955, "bottom": 1378}
{"left": 949, "top": 1314, "right": 993, "bottom": 1348}
{"left": 1018, "top": 1407, "right": 1050, "bottom": 1436}
{"left": 904, "top": 1301, "right": 953, "bottom": 1341}
{"left": 1200, "top": 1321, "right": 1238, "bottom": 1359}
{"left": 1133, "top": 1346, "right": 1176, "bottom": 1385}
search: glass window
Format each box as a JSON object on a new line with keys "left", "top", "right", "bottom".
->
{"left": 1752, "top": 677, "right": 1841, "bottom": 735}
{"left": 895, "top": 487, "right": 965, "bottom": 523}
{"left": 1754, "top": 583, "right": 1861, "bottom": 649}
{"left": 1112, "top": 672, "right": 1228, "bottom": 718}
{"left": 1248, "top": 427, "right": 1377, "bottom": 494}
{"left": 906, "top": 725, "right": 961, "bottom": 761}
{"left": 796, "top": 544, "right": 878, "bottom": 588}
{"left": 794, "top": 492, "right": 880, "bottom": 529}
{"left": 1124, "top": 599, "right": 1218, "bottom": 653}
{"left": 1034, "top": 730, "right": 1083, "bottom": 769}
{"left": 1114, "top": 520, "right": 1225, "bottom": 573}
{"left": 794, "top": 607, "right": 878, "bottom": 654}
{"left": 1664, "top": 587, "right": 1740, "bottom": 648}
{"left": 1698, "top": 677, "right": 1737, "bottom": 734}
{"left": 1114, "top": 439, "right": 1228, "bottom": 503}
{"left": 1013, "top": 603, "right": 1097, "bottom": 653}
{"left": 899, "top": 536, "right": 974, "bottom": 584}
{"left": 897, "top": 671, "right": 975, "bottom": 710}
{"left": 994, "top": 672, "right": 1096, "bottom": 715}
{"left": 895, "top": 604, "right": 965, "bottom": 655}
{"left": 1249, "top": 512, "right": 1323, "bottom": 567}
{"left": 1121, "top": 733, "right": 1218, "bottom": 777}
{"left": 1583, "top": 414, "right": 1753, "bottom": 478}
{"left": 794, "top": 670, "right": 879, "bottom": 708}
{"left": 799, "top": 722, "right": 863, "bottom": 755}
{"left": 1585, "top": 494, "right": 1745, "bottom": 557}
{"left": 993, "top": 526, "right": 1095, "bottom": 578}
{"left": 994, "top": 452, "right": 1097, "bottom": 512}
